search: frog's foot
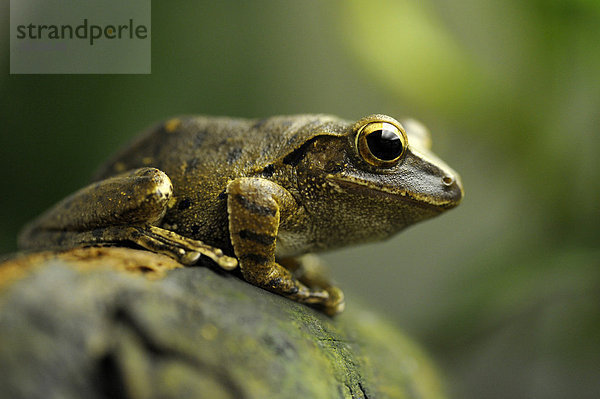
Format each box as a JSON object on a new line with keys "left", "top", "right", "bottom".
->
{"left": 280, "top": 255, "right": 345, "bottom": 316}
{"left": 46, "top": 225, "right": 238, "bottom": 270}
{"left": 240, "top": 259, "right": 337, "bottom": 310}
{"left": 132, "top": 226, "right": 238, "bottom": 270}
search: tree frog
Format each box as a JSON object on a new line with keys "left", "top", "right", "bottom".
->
{"left": 19, "top": 114, "right": 463, "bottom": 315}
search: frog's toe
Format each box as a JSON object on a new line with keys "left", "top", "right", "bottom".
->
{"left": 181, "top": 247, "right": 237, "bottom": 269}
{"left": 286, "top": 283, "right": 330, "bottom": 305}
{"left": 322, "top": 287, "right": 345, "bottom": 316}
{"left": 293, "top": 285, "right": 344, "bottom": 315}
{"left": 179, "top": 250, "right": 201, "bottom": 265}
{"left": 211, "top": 254, "right": 238, "bottom": 271}
{"left": 302, "top": 288, "right": 330, "bottom": 304}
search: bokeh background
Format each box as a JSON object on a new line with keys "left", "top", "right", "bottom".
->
{"left": 1, "top": 1, "right": 599, "bottom": 398}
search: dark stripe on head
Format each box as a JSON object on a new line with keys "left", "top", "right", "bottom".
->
{"left": 282, "top": 137, "right": 318, "bottom": 166}
{"left": 238, "top": 229, "right": 276, "bottom": 246}
{"left": 233, "top": 194, "right": 276, "bottom": 217}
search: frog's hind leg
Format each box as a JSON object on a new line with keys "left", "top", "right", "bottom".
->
{"left": 19, "top": 167, "right": 172, "bottom": 247}
{"left": 18, "top": 167, "right": 237, "bottom": 269}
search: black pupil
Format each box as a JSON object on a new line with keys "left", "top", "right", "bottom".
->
{"left": 366, "top": 129, "right": 403, "bottom": 161}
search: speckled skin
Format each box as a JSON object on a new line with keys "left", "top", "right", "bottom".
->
{"left": 19, "top": 114, "right": 463, "bottom": 314}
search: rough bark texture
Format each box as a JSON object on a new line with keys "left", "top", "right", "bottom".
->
{"left": 0, "top": 247, "right": 445, "bottom": 399}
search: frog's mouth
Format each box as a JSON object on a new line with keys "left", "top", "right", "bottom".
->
{"left": 326, "top": 174, "right": 461, "bottom": 211}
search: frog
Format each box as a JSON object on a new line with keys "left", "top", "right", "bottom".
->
{"left": 18, "top": 114, "right": 463, "bottom": 315}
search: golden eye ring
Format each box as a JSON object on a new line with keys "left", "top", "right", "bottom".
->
{"left": 355, "top": 121, "right": 408, "bottom": 167}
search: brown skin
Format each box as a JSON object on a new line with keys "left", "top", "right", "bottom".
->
{"left": 19, "top": 114, "right": 463, "bottom": 315}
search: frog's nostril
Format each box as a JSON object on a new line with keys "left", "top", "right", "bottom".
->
{"left": 442, "top": 175, "right": 454, "bottom": 186}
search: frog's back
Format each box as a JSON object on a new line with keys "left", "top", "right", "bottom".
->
{"left": 95, "top": 114, "right": 346, "bottom": 183}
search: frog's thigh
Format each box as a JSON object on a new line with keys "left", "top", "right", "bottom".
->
{"left": 280, "top": 255, "right": 345, "bottom": 315}
{"left": 226, "top": 178, "right": 330, "bottom": 305}
{"left": 20, "top": 167, "right": 172, "bottom": 246}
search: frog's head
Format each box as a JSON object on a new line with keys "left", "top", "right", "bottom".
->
{"left": 344, "top": 114, "right": 462, "bottom": 209}
{"left": 295, "top": 114, "right": 463, "bottom": 237}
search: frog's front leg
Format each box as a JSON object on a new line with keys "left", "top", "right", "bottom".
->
{"left": 227, "top": 177, "right": 343, "bottom": 314}
{"left": 18, "top": 168, "right": 236, "bottom": 269}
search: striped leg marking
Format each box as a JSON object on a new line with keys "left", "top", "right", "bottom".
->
{"left": 227, "top": 178, "right": 331, "bottom": 307}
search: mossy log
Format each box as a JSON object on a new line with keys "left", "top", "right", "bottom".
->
{"left": 0, "top": 247, "right": 445, "bottom": 399}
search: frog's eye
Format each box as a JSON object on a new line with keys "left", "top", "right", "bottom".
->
{"left": 356, "top": 121, "right": 407, "bottom": 167}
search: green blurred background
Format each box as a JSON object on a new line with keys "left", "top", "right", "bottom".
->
{"left": 1, "top": 1, "right": 599, "bottom": 397}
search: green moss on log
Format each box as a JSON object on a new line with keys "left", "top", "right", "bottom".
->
{"left": 0, "top": 247, "right": 445, "bottom": 399}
